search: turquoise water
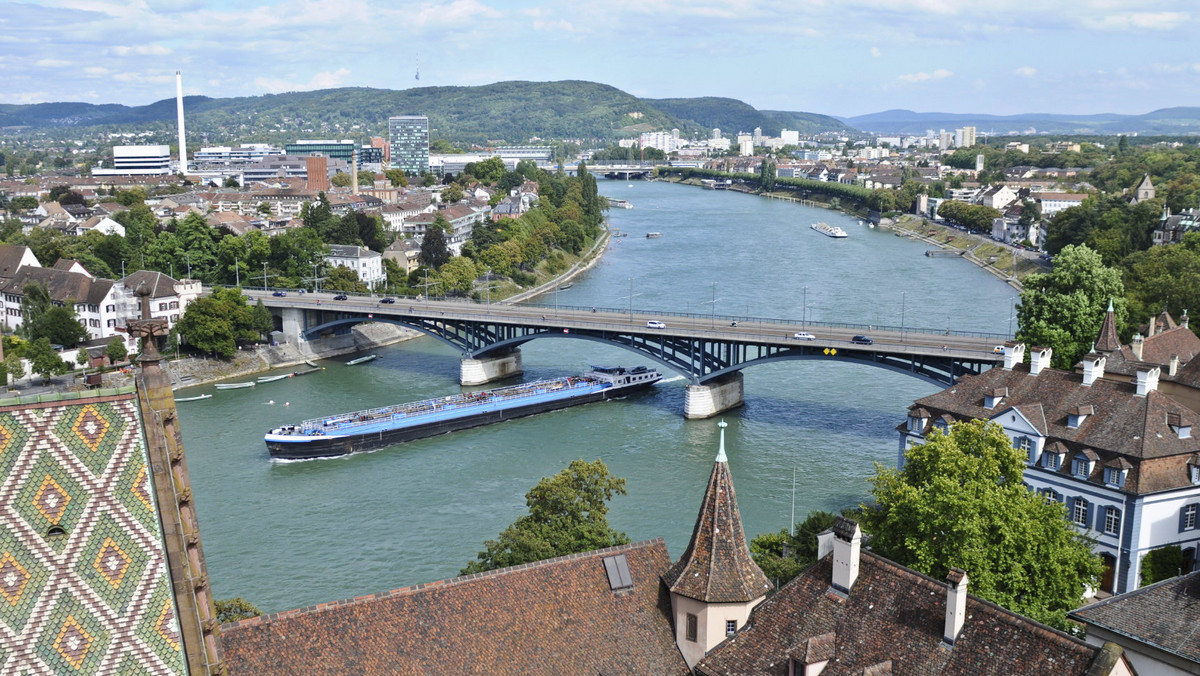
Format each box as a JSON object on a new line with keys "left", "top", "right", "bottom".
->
{"left": 178, "top": 181, "right": 1016, "bottom": 613}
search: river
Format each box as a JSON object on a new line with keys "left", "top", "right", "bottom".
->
{"left": 178, "top": 181, "right": 1017, "bottom": 613}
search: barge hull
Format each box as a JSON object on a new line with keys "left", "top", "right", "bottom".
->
{"left": 266, "top": 381, "right": 652, "bottom": 460}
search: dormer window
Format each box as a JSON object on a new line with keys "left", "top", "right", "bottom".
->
{"left": 1043, "top": 452, "right": 1062, "bottom": 471}
{"left": 1072, "top": 451, "right": 1097, "bottom": 479}
{"left": 984, "top": 388, "right": 1007, "bottom": 410}
{"left": 1014, "top": 436, "right": 1035, "bottom": 463}
{"left": 1104, "top": 467, "right": 1128, "bottom": 489}
{"left": 1067, "top": 405, "right": 1094, "bottom": 429}
{"left": 1169, "top": 413, "right": 1193, "bottom": 440}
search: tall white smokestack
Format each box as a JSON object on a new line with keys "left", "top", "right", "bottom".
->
{"left": 175, "top": 71, "right": 187, "bottom": 174}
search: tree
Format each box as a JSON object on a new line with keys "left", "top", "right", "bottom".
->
{"left": 75, "top": 347, "right": 90, "bottom": 369}
{"left": 3, "top": 352, "right": 24, "bottom": 387}
{"left": 35, "top": 306, "right": 91, "bottom": 348}
{"left": 175, "top": 287, "right": 262, "bottom": 357}
{"left": 441, "top": 184, "right": 464, "bottom": 204}
{"left": 106, "top": 337, "right": 128, "bottom": 364}
{"left": 26, "top": 338, "right": 69, "bottom": 384}
{"left": 461, "top": 459, "right": 629, "bottom": 575}
{"left": 750, "top": 510, "right": 839, "bottom": 587}
{"left": 8, "top": 196, "right": 37, "bottom": 211}
{"left": 1016, "top": 244, "right": 1125, "bottom": 369}
{"left": 860, "top": 420, "right": 1102, "bottom": 630}
{"left": 419, "top": 219, "right": 451, "bottom": 270}
{"left": 1140, "top": 545, "right": 1183, "bottom": 585}
{"left": 17, "top": 282, "right": 53, "bottom": 340}
{"left": 215, "top": 597, "right": 263, "bottom": 624}
{"left": 437, "top": 256, "right": 478, "bottom": 296}
{"left": 329, "top": 172, "right": 353, "bottom": 188}
{"left": 384, "top": 169, "right": 408, "bottom": 188}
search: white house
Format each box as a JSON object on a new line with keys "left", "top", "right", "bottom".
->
{"left": 326, "top": 245, "right": 385, "bottom": 288}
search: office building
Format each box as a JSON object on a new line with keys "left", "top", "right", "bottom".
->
{"left": 389, "top": 115, "right": 430, "bottom": 175}
{"left": 92, "top": 145, "right": 172, "bottom": 176}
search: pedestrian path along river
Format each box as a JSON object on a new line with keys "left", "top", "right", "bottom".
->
{"left": 178, "top": 181, "right": 1017, "bottom": 613}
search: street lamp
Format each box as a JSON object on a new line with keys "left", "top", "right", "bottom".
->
{"left": 900, "top": 291, "right": 906, "bottom": 340}
{"left": 628, "top": 277, "right": 633, "bottom": 319}
{"left": 802, "top": 286, "right": 808, "bottom": 327}
{"left": 711, "top": 282, "right": 717, "bottom": 329}
{"left": 186, "top": 252, "right": 191, "bottom": 278}
{"left": 1009, "top": 296, "right": 1016, "bottom": 337}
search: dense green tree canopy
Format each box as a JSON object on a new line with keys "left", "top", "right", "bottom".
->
{"left": 26, "top": 337, "right": 70, "bottom": 384}
{"left": 1121, "top": 232, "right": 1200, "bottom": 332}
{"left": 174, "top": 287, "right": 265, "bottom": 357}
{"left": 1017, "top": 244, "right": 1126, "bottom": 369}
{"left": 860, "top": 419, "right": 1102, "bottom": 631}
{"left": 461, "top": 459, "right": 629, "bottom": 575}
{"left": 750, "top": 510, "right": 839, "bottom": 587}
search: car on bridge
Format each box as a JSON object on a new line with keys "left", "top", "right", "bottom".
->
{"left": 646, "top": 320, "right": 666, "bottom": 329}
{"left": 994, "top": 345, "right": 1005, "bottom": 354}
{"left": 272, "top": 291, "right": 287, "bottom": 297}
{"left": 380, "top": 297, "right": 396, "bottom": 304}
{"left": 851, "top": 335, "right": 874, "bottom": 345}
{"left": 333, "top": 294, "right": 349, "bottom": 301}
{"left": 792, "top": 332, "right": 816, "bottom": 340}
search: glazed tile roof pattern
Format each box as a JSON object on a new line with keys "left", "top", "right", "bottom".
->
{"left": 221, "top": 539, "right": 690, "bottom": 675}
{"left": 696, "top": 551, "right": 1104, "bottom": 676}
{"left": 911, "top": 363, "right": 1200, "bottom": 494}
{"left": 1069, "top": 570, "right": 1200, "bottom": 663}
{"left": 0, "top": 393, "right": 187, "bottom": 675}
{"left": 663, "top": 458, "right": 773, "bottom": 603}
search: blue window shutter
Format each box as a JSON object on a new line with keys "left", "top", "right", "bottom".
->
{"left": 1095, "top": 503, "right": 1105, "bottom": 531}
{"left": 1181, "top": 506, "right": 1189, "bottom": 532}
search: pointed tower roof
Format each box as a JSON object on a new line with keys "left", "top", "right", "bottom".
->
{"left": 663, "top": 421, "right": 772, "bottom": 603}
{"left": 1095, "top": 299, "right": 1121, "bottom": 353}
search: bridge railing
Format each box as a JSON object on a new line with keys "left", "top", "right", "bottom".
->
{"left": 221, "top": 286, "right": 1011, "bottom": 342}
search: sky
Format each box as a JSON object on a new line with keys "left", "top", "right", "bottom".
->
{"left": 3, "top": 0, "right": 1199, "bottom": 118}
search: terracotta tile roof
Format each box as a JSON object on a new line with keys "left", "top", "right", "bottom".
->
{"left": 912, "top": 364, "right": 1200, "bottom": 493}
{"left": 663, "top": 457, "right": 773, "bottom": 603}
{"left": 1070, "top": 570, "right": 1200, "bottom": 664}
{"left": 0, "top": 245, "right": 35, "bottom": 278}
{"left": 221, "top": 539, "right": 690, "bottom": 675}
{"left": 1095, "top": 305, "right": 1122, "bottom": 353}
{"left": 696, "top": 551, "right": 1106, "bottom": 676}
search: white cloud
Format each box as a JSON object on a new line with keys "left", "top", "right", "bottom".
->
{"left": 35, "top": 59, "right": 71, "bottom": 67}
{"left": 870, "top": 47, "right": 881, "bottom": 57}
{"left": 1082, "top": 11, "right": 1189, "bottom": 31}
{"left": 897, "top": 68, "right": 952, "bottom": 83}
{"left": 1014, "top": 66, "right": 1037, "bottom": 77}
{"left": 254, "top": 68, "right": 353, "bottom": 94}
{"left": 83, "top": 66, "right": 110, "bottom": 76}
{"left": 109, "top": 44, "right": 172, "bottom": 56}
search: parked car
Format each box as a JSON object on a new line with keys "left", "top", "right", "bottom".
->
{"left": 380, "top": 297, "right": 396, "bottom": 304}
{"left": 993, "top": 345, "right": 1005, "bottom": 354}
{"left": 793, "top": 332, "right": 816, "bottom": 340}
{"left": 333, "top": 294, "right": 349, "bottom": 301}
{"left": 272, "top": 291, "right": 287, "bottom": 297}
{"left": 851, "top": 335, "right": 874, "bottom": 345}
{"left": 646, "top": 320, "right": 666, "bottom": 329}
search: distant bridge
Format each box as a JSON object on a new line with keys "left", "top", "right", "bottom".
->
{"left": 251, "top": 290, "right": 1007, "bottom": 418}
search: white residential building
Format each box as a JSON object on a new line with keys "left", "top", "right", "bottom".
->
{"left": 326, "top": 245, "right": 385, "bottom": 288}
{"left": 93, "top": 145, "right": 173, "bottom": 176}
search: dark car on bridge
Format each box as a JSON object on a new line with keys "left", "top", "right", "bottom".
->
{"left": 380, "top": 297, "right": 396, "bottom": 304}
{"left": 851, "top": 335, "right": 874, "bottom": 345}
{"left": 333, "top": 294, "right": 349, "bottom": 301}
{"left": 272, "top": 291, "right": 287, "bottom": 297}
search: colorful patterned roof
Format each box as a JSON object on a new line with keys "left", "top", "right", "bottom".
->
{"left": 0, "top": 390, "right": 188, "bottom": 675}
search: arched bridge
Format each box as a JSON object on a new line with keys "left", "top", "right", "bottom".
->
{"left": 251, "top": 289, "right": 1008, "bottom": 418}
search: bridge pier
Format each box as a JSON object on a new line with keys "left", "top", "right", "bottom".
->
{"left": 684, "top": 372, "right": 745, "bottom": 419}
{"left": 461, "top": 348, "right": 523, "bottom": 386}
{"left": 278, "top": 307, "right": 307, "bottom": 345}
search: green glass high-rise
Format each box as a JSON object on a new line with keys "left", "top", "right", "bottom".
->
{"left": 389, "top": 115, "right": 429, "bottom": 175}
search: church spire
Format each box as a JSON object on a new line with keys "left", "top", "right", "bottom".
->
{"left": 1094, "top": 298, "right": 1121, "bottom": 353}
{"left": 664, "top": 422, "right": 771, "bottom": 604}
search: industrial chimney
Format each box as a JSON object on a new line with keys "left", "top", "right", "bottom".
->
{"left": 175, "top": 71, "right": 187, "bottom": 174}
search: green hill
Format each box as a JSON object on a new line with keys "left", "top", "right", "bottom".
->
{"left": 0, "top": 81, "right": 850, "bottom": 144}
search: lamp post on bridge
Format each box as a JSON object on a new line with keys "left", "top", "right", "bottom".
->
{"left": 901, "top": 291, "right": 906, "bottom": 340}
{"left": 802, "top": 286, "right": 807, "bottom": 327}
{"left": 711, "top": 282, "right": 717, "bottom": 329}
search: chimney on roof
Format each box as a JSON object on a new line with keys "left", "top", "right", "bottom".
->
{"left": 831, "top": 517, "right": 861, "bottom": 594}
{"left": 1170, "top": 355, "right": 1180, "bottom": 377}
{"left": 1082, "top": 354, "right": 1106, "bottom": 386}
{"left": 943, "top": 569, "right": 969, "bottom": 646}
{"left": 1131, "top": 334, "right": 1144, "bottom": 361}
{"left": 1003, "top": 342, "right": 1025, "bottom": 370}
{"left": 1136, "top": 366, "right": 1160, "bottom": 396}
{"left": 1029, "top": 346, "right": 1051, "bottom": 375}
{"left": 1183, "top": 309, "right": 1190, "bottom": 330}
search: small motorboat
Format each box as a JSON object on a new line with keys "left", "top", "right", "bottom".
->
{"left": 175, "top": 394, "right": 213, "bottom": 402}
{"left": 215, "top": 382, "right": 256, "bottom": 390}
{"left": 345, "top": 354, "right": 379, "bottom": 366}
